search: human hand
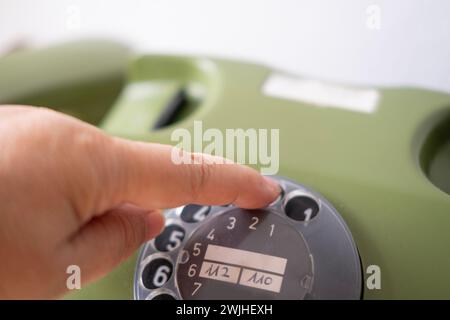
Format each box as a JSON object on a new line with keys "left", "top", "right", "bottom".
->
{"left": 0, "top": 106, "right": 279, "bottom": 299}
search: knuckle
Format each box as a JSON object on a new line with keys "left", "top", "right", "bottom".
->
{"left": 188, "top": 153, "right": 213, "bottom": 201}
{"left": 67, "top": 132, "right": 117, "bottom": 219}
{"left": 112, "top": 213, "right": 145, "bottom": 259}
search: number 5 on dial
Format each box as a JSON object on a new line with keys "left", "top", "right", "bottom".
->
{"left": 193, "top": 242, "right": 202, "bottom": 256}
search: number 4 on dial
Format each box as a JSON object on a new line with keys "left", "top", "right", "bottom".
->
{"left": 207, "top": 229, "right": 215, "bottom": 240}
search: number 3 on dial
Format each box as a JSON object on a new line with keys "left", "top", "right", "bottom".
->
{"left": 227, "top": 217, "right": 236, "bottom": 230}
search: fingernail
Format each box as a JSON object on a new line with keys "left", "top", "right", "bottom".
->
{"left": 263, "top": 176, "right": 281, "bottom": 196}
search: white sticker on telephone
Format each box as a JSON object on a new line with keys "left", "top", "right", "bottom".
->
{"left": 262, "top": 73, "right": 380, "bottom": 113}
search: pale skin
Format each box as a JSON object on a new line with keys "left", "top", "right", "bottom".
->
{"left": 0, "top": 105, "right": 280, "bottom": 299}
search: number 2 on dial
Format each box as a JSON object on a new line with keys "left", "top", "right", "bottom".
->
{"left": 249, "top": 216, "right": 259, "bottom": 230}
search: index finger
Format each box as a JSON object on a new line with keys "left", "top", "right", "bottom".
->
{"left": 107, "top": 139, "right": 280, "bottom": 211}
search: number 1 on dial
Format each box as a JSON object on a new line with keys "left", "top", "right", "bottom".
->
{"left": 270, "top": 224, "right": 275, "bottom": 237}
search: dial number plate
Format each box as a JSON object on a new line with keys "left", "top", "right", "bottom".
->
{"left": 176, "top": 209, "right": 313, "bottom": 300}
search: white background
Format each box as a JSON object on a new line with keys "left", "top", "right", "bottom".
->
{"left": 1, "top": 0, "right": 449, "bottom": 92}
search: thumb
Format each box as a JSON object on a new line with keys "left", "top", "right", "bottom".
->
{"left": 64, "top": 204, "right": 165, "bottom": 286}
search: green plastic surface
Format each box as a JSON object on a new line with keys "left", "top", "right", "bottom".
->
{"left": 1, "top": 41, "right": 449, "bottom": 299}
{"left": 0, "top": 39, "right": 129, "bottom": 125}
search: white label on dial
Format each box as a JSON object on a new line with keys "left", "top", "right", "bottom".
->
{"left": 239, "top": 269, "right": 283, "bottom": 293}
{"left": 199, "top": 261, "right": 241, "bottom": 284}
{"left": 204, "top": 244, "right": 287, "bottom": 275}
